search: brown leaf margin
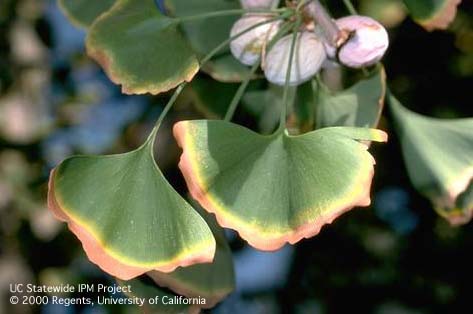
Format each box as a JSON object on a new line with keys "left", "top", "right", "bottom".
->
{"left": 173, "top": 121, "right": 388, "bottom": 251}
{"left": 48, "top": 168, "right": 215, "bottom": 280}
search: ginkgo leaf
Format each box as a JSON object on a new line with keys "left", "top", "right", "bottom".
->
{"left": 48, "top": 141, "right": 216, "bottom": 280}
{"left": 148, "top": 209, "right": 234, "bottom": 308}
{"left": 58, "top": 0, "right": 116, "bottom": 28}
{"left": 389, "top": 95, "right": 473, "bottom": 225}
{"left": 117, "top": 278, "right": 200, "bottom": 314}
{"left": 174, "top": 120, "right": 387, "bottom": 251}
{"left": 402, "top": 0, "right": 462, "bottom": 31}
{"left": 167, "top": 0, "right": 254, "bottom": 82}
{"left": 316, "top": 67, "right": 386, "bottom": 129}
{"left": 86, "top": 0, "right": 199, "bottom": 95}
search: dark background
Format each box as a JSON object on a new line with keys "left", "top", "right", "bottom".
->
{"left": 1, "top": 0, "right": 473, "bottom": 313}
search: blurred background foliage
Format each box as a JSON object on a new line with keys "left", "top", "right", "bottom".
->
{"left": 0, "top": 0, "right": 473, "bottom": 313}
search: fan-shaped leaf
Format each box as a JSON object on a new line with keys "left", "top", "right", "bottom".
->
{"left": 58, "top": 0, "right": 116, "bottom": 28}
{"left": 390, "top": 95, "right": 473, "bottom": 225}
{"left": 148, "top": 210, "right": 234, "bottom": 308}
{"left": 86, "top": 0, "right": 199, "bottom": 95}
{"left": 402, "top": 0, "right": 461, "bottom": 31}
{"left": 174, "top": 120, "right": 387, "bottom": 251}
{"left": 48, "top": 142, "right": 216, "bottom": 280}
{"left": 317, "top": 67, "right": 386, "bottom": 129}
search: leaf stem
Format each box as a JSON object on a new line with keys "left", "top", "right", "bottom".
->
{"left": 279, "top": 23, "right": 300, "bottom": 131}
{"left": 342, "top": 0, "right": 358, "bottom": 15}
{"left": 177, "top": 8, "right": 289, "bottom": 23}
{"left": 224, "top": 61, "right": 260, "bottom": 121}
{"left": 145, "top": 83, "right": 187, "bottom": 145}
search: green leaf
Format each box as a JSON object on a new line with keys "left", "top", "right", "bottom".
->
{"left": 174, "top": 120, "right": 387, "bottom": 250}
{"left": 316, "top": 67, "right": 386, "bottom": 129}
{"left": 202, "top": 55, "right": 257, "bottom": 83}
{"left": 167, "top": 0, "right": 253, "bottom": 82}
{"left": 58, "top": 0, "right": 116, "bottom": 28}
{"left": 188, "top": 77, "right": 238, "bottom": 119}
{"left": 243, "top": 84, "right": 295, "bottom": 134}
{"left": 117, "top": 278, "right": 200, "bottom": 314}
{"left": 389, "top": 95, "right": 473, "bottom": 225}
{"left": 402, "top": 0, "right": 461, "bottom": 31}
{"left": 86, "top": 0, "right": 199, "bottom": 95}
{"left": 148, "top": 209, "right": 234, "bottom": 308}
{"left": 292, "top": 81, "right": 317, "bottom": 133}
{"left": 47, "top": 141, "right": 216, "bottom": 280}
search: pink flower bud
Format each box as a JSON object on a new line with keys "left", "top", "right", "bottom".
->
{"left": 230, "top": 15, "right": 281, "bottom": 66}
{"left": 335, "top": 15, "right": 389, "bottom": 68}
{"left": 240, "top": 0, "right": 280, "bottom": 9}
{"left": 264, "top": 32, "right": 326, "bottom": 86}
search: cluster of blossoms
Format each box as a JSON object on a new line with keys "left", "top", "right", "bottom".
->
{"left": 230, "top": 0, "right": 389, "bottom": 86}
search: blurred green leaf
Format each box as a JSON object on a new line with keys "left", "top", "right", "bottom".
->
{"left": 402, "top": 0, "right": 461, "bottom": 31}
{"left": 174, "top": 120, "right": 387, "bottom": 251}
{"left": 291, "top": 80, "right": 318, "bottom": 133}
{"left": 242, "top": 84, "right": 288, "bottom": 133}
{"left": 316, "top": 67, "right": 386, "bottom": 129}
{"left": 188, "top": 77, "right": 238, "bottom": 118}
{"left": 389, "top": 94, "right": 473, "bottom": 225}
{"left": 58, "top": 0, "right": 116, "bottom": 28}
{"left": 360, "top": 0, "right": 407, "bottom": 28}
{"left": 86, "top": 0, "right": 199, "bottom": 95}
{"left": 148, "top": 210, "right": 234, "bottom": 308}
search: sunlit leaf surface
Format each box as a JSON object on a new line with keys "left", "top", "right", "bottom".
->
{"left": 174, "top": 120, "right": 387, "bottom": 250}
{"left": 48, "top": 141, "right": 216, "bottom": 280}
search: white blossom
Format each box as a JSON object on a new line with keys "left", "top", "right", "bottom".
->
{"left": 240, "top": 0, "right": 280, "bottom": 9}
{"left": 335, "top": 15, "right": 389, "bottom": 68}
{"left": 263, "top": 32, "right": 326, "bottom": 86}
{"left": 230, "top": 15, "right": 281, "bottom": 66}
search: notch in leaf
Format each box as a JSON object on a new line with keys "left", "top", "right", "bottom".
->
{"left": 389, "top": 95, "right": 473, "bottom": 225}
{"left": 48, "top": 140, "right": 216, "bottom": 280}
{"left": 174, "top": 120, "right": 387, "bottom": 251}
{"left": 86, "top": 0, "right": 199, "bottom": 95}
